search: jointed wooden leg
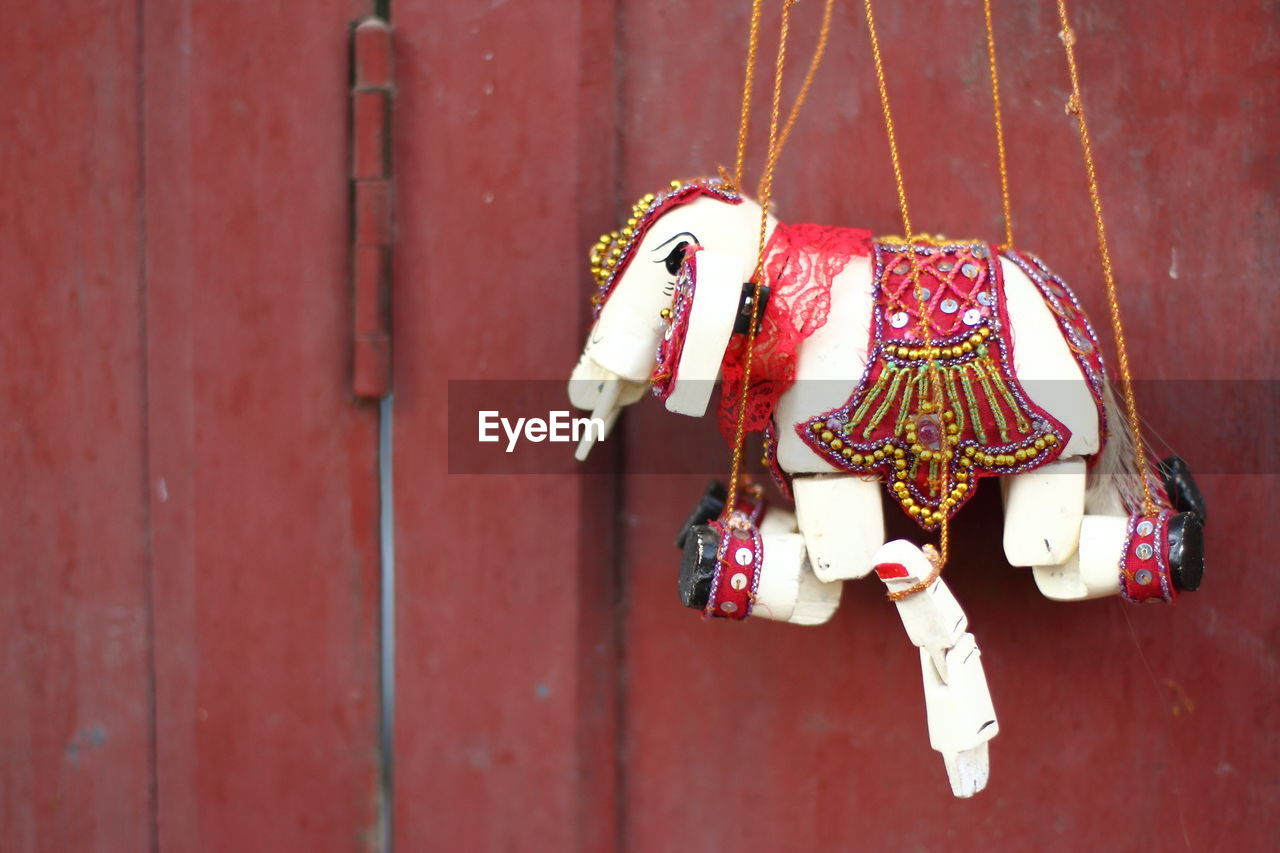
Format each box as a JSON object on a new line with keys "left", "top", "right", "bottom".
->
{"left": 1031, "top": 514, "right": 1128, "bottom": 601}
{"left": 793, "top": 474, "right": 886, "bottom": 582}
{"left": 1001, "top": 457, "right": 1086, "bottom": 567}
{"left": 872, "top": 539, "right": 999, "bottom": 798}
{"left": 752, "top": 507, "right": 842, "bottom": 625}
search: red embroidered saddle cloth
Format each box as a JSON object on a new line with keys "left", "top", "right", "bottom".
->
{"left": 797, "top": 239, "right": 1076, "bottom": 530}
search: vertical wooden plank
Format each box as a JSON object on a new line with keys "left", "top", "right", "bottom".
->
{"left": 0, "top": 4, "right": 153, "bottom": 851}
{"left": 391, "top": 1, "right": 622, "bottom": 849}
{"left": 142, "top": 1, "right": 384, "bottom": 848}
{"left": 616, "top": 1, "right": 1279, "bottom": 850}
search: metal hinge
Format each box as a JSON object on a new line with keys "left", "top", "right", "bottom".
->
{"left": 351, "top": 16, "right": 393, "bottom": 399}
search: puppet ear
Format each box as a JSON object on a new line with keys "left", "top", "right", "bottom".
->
{"left": 665, "top": 250, "right": 746, "bottom": 417}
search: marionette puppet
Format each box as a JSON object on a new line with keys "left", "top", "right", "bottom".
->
{"left": 568, "top": 0, "right": 1206, "bottom": 798}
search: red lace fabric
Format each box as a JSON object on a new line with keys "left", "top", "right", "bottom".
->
{"left": 718, "top": 223, "right": 873, "bottom": 441}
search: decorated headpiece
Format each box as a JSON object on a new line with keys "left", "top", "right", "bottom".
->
{"left": 589, "top": 176, "right": 742, "bottom": 318}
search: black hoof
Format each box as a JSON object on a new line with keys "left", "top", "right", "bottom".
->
{"left": 674, "top": 480, "right": 727, "bottom": 549}
{"left": 678, "top": 523, "right": 719, "bottom": 610}
{"left": 1159, "top": 456, "right": 1207, "bottom": 526}
{"left": 1167, "top": 511, "right": 1204, "bottom": 592}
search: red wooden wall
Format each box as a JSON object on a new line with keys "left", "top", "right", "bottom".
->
{"left": 4, "top": 1, "right": 1277, "bottom": 851}
{"left": 4, "top": 1, "right": 383, "bottom": 850}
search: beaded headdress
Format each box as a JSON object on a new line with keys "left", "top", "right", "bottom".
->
{"left": 589, "top": 176, "right": 742, "bottom": 318}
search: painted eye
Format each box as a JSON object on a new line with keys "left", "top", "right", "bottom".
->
{"left": 663, "top": 241, "right": 691, "bottom": 276}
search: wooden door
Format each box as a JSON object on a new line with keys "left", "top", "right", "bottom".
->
{"left": 5, "top": 1, "right": 1275, "bottom": 851}
{"left": 4, "top": 2, "right": 384, "bottom": 850}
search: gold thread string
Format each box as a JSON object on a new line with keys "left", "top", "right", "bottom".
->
{"left": 983, "top": 0, "right": 1015, "bottom": 248}
{"left": 733, "top": 0, "right": 766, "bottom": 191}
{"left": 1055, "top": 0, "right": 1156, "bottom": 516}
{"left": 726, "top": 0, "right": 796, "bottom": 516}
{"left": 760, "top": 0, "right": 837, "bottom": 197}
{"left": 863, "top": 0, "right": 952, "bottom": 566}
{"left": 863, "top": 0, "right": 913, "bottom": 239}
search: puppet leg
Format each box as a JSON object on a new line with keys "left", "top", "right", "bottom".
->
{"left": 1001, "top": 457, "right": 1086, "bottom": 567}
{"left": 873, "top": 539, "right": 999, "bottom": 798}
{"left": 1029, "top": 515, "right": 1130, "bottom": 600}
{"left": 678, "top": 503, "right": 842, "bottom": 626}
{"left": 755, "top": 507, "right": 843, "bottom": 625}
{"left": 793, "top": 474, "right": 886, "bottom": 582}
{"left": 1001, "top": 456, "right": 1129, "bottom": 600}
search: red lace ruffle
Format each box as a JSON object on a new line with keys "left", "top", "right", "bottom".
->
{"left": 718, "top": 223, "right": 873, "bottom": 441}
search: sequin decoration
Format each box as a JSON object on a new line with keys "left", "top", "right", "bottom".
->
{"left": 1119, "top": 510, "right": 1176, "bottom": 602}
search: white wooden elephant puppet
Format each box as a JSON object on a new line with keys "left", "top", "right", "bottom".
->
{"left": 568, "top": 176, "right": 1206, "bottom": 797}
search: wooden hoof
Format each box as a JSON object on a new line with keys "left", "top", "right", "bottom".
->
{"left": 674, "top": 481, "right": 726, "bottom": 549}
{"left": 1159, "top": 455, "right": 1207, "bottom": 526}
{"left": 1168, "top": 511, "right": 1205, "bottom": 592}
{"left": 678, "top": 523, "right": 718, "bottom": 610}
